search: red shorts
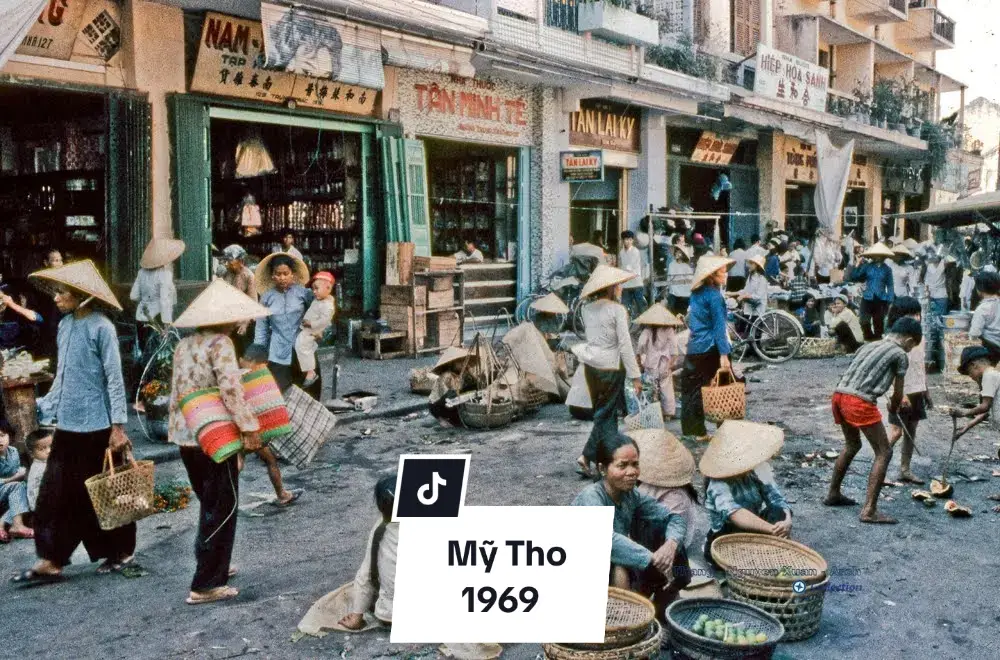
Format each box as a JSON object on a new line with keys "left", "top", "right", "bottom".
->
{"left": 831, "top": 392, "right": 882, "bottom": 428}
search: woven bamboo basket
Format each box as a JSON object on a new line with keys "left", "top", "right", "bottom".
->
{"left": 701, "top": 368, "right": 745, "bottom": 424}
{"left": 84, "top": 450, "right": 156, "bottom": 531}
{"left": 566, "top": 587, "right": 655, "bottom": 650}
{"left": 710, "top": 535, "right": 828, "bottom": 586}
{"left": 724, "top": 576, "right": 828, "bottom": 642}
{"left": 516, "top": 381, "right": 552, "bottom": 414}
{"left": 459, "top": 396, "right": 515, "bottom": 429}
{"left": 796, "top": 337, "right": 841, "bottom": 359}
{"left": 542, "top": 620, "right": 662, "bottom": 660}
{"left": 665, "top": 597, "right": 784, "bottom": 660}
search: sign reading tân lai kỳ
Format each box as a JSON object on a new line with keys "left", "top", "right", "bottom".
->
{"left": 569, "top": 100, "right": 641, "bottom": 154}
{"left": 755, "top": 43, "right": 829, "bottom": 113}
{"left": 560, "top": 150, "right": 603, "bottom": 182}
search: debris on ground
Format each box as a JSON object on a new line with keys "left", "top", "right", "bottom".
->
{"left": 944, "top": 501, "right": 973, "bottom": 518}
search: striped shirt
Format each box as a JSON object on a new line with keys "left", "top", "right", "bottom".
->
{"left": 834, "top": 339, "right": 909, "bottom": 403}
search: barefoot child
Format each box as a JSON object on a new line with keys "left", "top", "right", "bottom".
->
{"left": 240, "top": 344, "right": 302, "bottom": 507}
{"left": 0, "top": 420, "right": 33, "bottom": 542}
{"left": 295, "top": 272, "right": 336, "bottom": 388}
{"left": 826, "top": 318, "right": 923, "bottom": 524}
{"left": 25, "top": 428, "right": 54, "bottom": 511}
{"left": 635, "top": 304, "right": 683, "bottom": 419}
{"left": 339, "top": 473, "right": 398, "bottom": 629}
{"left": 885, "top": 298, "right": 931, "bottom": 484}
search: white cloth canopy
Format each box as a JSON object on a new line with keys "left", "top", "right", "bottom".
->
{"left": 0, "top": 0, "right": 45, "bottom": 70}
{"left": 814, "top": 132, "right": 855, "bottom": 234}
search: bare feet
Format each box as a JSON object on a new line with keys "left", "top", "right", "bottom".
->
{"left": 859, "top": 512, "right": 898, "bottom": 524}
{"left": 899, "top": 470, "right": 924, "bottom": 485}
{"left": 823, "top": 493, "right": 858, "bottom": 507}
{"left": 988, "top": 493, "right": 1000, "bottom": 502}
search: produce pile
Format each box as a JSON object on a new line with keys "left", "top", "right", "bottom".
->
{"left": 689, "top": 614, "right": 769, "bottom": 645}
{"left": 153, "top": 482, "right": 193, "bottom": 513}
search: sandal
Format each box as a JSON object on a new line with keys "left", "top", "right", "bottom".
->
{"left": 97, "top": 555, "right": 136, "bottom": 575}
{"left": 272, "top": 489, "right": 304, "bottom": 508}
{"left": 11, "top": 569, "right": 66, "bottom": 588}
{"left": 10, "top": 528, "right": 34, "bottom": 540}
{"left": 186, "top": 585, "right": 239, "bottom": 605}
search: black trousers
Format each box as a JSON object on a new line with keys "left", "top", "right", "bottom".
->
{"left": 34, "top": 429, "right": 137, "bottom": 567}
{"left": 268, "top": 362, "right": 294, "bottom": 392}
{"left": 667, "top": 295, "right": 689, "bottom": 316}
{"left": 832, "top": 323, "right": 862, "bottom": 354}
{"left": 680, "top": 349, "right": 721, "bottom": 437}
{"left": 726, "top": 276, "right": 746, "bottom": 293}
{"left": 859, "top": 299, "right": 889, "bottom": 341}
{"left": 180, "top": 447, "right": 239, "bottom": 592}
{"left": 429, "top": 390, "right": 462, "bottom": 426}
{"left": 626, "top": 518, "right": 692, "bottom": 623}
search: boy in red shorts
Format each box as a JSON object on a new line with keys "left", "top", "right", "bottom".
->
{"left": 825, "top": 317, "right": 922, "bottom": 524}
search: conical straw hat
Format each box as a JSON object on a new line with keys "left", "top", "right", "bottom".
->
{"left": 673, "top": 245, "right": 694, "bottom": 261}
{"left": 255, "top": 252, "right": 310, "bottom": 292}
{"left": 530, "top": 292, "right": 570, "bottom": 315}
{"left": 746, "top": 255, "right": 766, "bottom": 272}
{"left": 139, "top": 237, "right": 186, "bottom": 269}
{"left": 628, "top": 428, "right": 695, "bottom": 488}
{"left": 580, "top": 264, "right": 636, "bottom": 298}
{"left": 432, "top": 346, "right": 471, "bottom": 373}
{"left": 891, "top": 245, "right": 912, "bottom": 259}
{"left": 29, "top": 260, "right": 122, "bottom": 311}
{"left": 862, "top": 243, "right": 895, "bottom": 259}
{"left": 174, "top": 279, "right": 272, "bottom": 328}
{"left": 635, "top": 303, "right": 683, "bottom": 327}
{"left": 699, "top": 420, "right": 784, "bottom": 479}
{"left": 902, "top": 238, "right": 919, "bottom": 251}
{"left": 691, "top": 256, "right": 736, "bottom": 290}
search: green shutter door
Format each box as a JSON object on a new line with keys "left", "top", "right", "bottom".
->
{"left": 105, "top": 92, "right": 152, "bottom": 284}
{"left": 379, "top": 136, "right": 406, "bottom": 243}
{"left": 401, "top": 139, "right": 431, "bottom": 258}
{"left": 168, "top": 94, "right": 211, "bottom": 281}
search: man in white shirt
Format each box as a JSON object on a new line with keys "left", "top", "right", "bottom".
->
{"left": 282, "top": 231, "right": 304, "bottom": 261}
{"left": 727, "top": 239, "right": 748, "bottom": 292}
{"left": 618, "top": 231, "right": 647, "bottom": 319}
{"left": 455, "top": 239, "right": 485, "bottom": 265}
{"left": 746, "top": 235, "right": 767, "bottom": 261}
{"left": 923, "top": 253, "right": 952, "bottom": 370}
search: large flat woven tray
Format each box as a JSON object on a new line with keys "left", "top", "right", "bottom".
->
{"left": 710, "top": 534, "right": 828, "bottom": 585}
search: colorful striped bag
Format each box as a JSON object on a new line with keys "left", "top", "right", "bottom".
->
{"left": 179, "top": 369, "right": 292, "bottom": 463}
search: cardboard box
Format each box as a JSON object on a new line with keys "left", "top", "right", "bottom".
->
{"left": 427, "top": 287, "right": 455, "bottom": 310}
{"left": 428, "top": 311, "right": 462, "bottom": 347}
{"left": 385, "top": 242, "right": 415, "bottom": 285}
{"left": 414, "top": 255, "right": 457, "bottom": 271}
{"left": 380, "top": 284, "right": 426, "bottom": 306}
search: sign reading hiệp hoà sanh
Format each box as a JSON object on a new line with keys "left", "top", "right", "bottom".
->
{"left": 755, "top": 43, "right": 829, "bottom": 114}
{"left": 569, "top": 100, "right": 641, "bottom": 153}
{"left": 190, "top": 12, "right": 380, "bottom": 116}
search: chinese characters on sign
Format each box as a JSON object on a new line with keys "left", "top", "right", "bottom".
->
{"left": 560, "top": 151, "right": 604, "bottom": 182}
{"left": 754, "top": 43, "right": 829, "bottom": 113}
{"left": 784, "top": 138, "right": 871, "bottom": 187}
{"left": 569, "top": 100, "right": 641, "bottom": 153}
{"left": 190, "top": 12, "right": 379, "bottom": 117}
{"left": 80, "top": 8, "right": 121, "bottom": 61}
{"left": 413, "top": 76, "right": 530, "bottom": 140}
{"left": 16, "top": 0, "right": 90, "bottom": 60}
{"left": 690, "top": 132, "right": 741, "bottom": 165}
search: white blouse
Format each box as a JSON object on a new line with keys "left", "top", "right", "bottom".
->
{"left": 130, "top": 266, "right": 177, "bottom": 323}
{"left": 573, "top": 299, "right": 641, "bottom": 378}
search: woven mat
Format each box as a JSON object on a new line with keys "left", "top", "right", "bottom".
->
{"left": 607, "top": 594, "right": 652, "bottom": 627}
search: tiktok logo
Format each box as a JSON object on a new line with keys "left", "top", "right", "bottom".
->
{"left": 393, "top": 455, "right": 470, "bottom": 520}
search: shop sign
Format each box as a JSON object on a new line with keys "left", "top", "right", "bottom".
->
{"left": 560, "top": 150, "right": 603, "bottom": 182}
{"left": 260, "top": 2, "right": 385, "bottom": 90}
{"left": 784, "top": 138, "right": 871, "bottom": 187}
{"left": 569, "top": 100, "right": 641, "bottom": 154}
{"left": 968, "top": 168, "right": 982, "bottom": 192}
{"left": 191, "top": 12, "right": 379, "bottom": 117}
{"left": 412, "top": 76, "right": 530, "bottom": 140}
{"left": 16, "top": 0, "right": 90, "bottom": 61}
{"left": 754, "top": 43, "right": 829, "bottom": 113}
{"left": 690, "top": 131, "right": 741, "bottom": 165}
{"left": 79, "top": 3, "right": 121, "bottom": 61}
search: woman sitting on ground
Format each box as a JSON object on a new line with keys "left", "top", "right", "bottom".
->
{"left": 700, "top": 421, "right": 792, "bottom": 567}
{"left": 572, "top": 433, "right": 691, "bottom": 621}
{"left": 825, "top": 295, "right": 864, "bottom": 354}
{"left": 799, "top": 294, "right": 822, "bottom": 337}
{"left": 426, "top": 347, "right": 479, "bottom": 428}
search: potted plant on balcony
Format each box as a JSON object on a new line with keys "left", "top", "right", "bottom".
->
{"left": 851, "top": 85, "right": 873, "bottom": 125}
{"left": 577, "top": 0, "right": 660, "bottom": 47}
{"left": 871, "top": 79, "right": 901, "bottom": 130}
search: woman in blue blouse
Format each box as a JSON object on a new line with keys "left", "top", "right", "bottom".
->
{"left": 850, "top": 243, "right": 895, "bottom": 341}
{"left": 573, "top": 433, "right": 690, "bottom": 621}
{"left": 680, "top": 256, "right": 734, "bottom": 440}
{"left": 254, "top": 253, "right": 312, "bottom": 391}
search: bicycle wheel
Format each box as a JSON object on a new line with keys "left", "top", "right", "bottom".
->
{"left": 728, "top": 323, "right": 751, "bottom": 364}
{"left": 515, "top": 293, "right": 544, "bottom": 324}
{"left": 750, "top": 311, "right": 803, "bottom": 363}
{"left": 572, "top": 298, "right": 589, "bottom": 340}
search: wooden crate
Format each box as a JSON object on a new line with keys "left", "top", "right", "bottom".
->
{"left": 381, "top": 304, "right": 426, "bottom": 348}
{"left": 385, "top": 242, "right": 415, "bottom": 285}
{"left": 360, "top": 331, "right": 409, "bottom": 360}
{"left": 427, "top": 287, "right": 455, "bottom": 310}
{"left": 414, "top": 255, "right": 457, "bottom": 271}
{"left": 428, "top": 311, "right": 462, "bottom": 348}
{"left": 428, "top": 274, "right": 454, "bottom": 292}
{"left": 381, "top": 284, "right": 426, "bottom": 306}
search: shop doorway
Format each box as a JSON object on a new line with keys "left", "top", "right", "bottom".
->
{"left": 843, "top": 188, "right": 867, "bottom": 240}
{"left": 680, "top": 164, "right": 731, "bottom": 246}
{"left": 570, "top": 167, "right": 622, "bottom": 253}
{"left": 785, "top": 184, "right": 818, "bottom": 238}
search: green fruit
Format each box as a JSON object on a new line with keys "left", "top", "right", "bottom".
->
{"left": 755, "top": 633, "right": 768, "bottom": 643}
{"left": 692, "top": 623, "right": 703, "bottom": 635}
{"left": 697, "top": 614, "right": 710, "bottom": 623}
{"left": 716, "top": 629, "right": 726, "bottom": 641}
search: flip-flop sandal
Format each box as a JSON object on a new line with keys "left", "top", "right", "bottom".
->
{"left": 186, "top": 586, "right": 239, "bottom": 605}
{"left": 228, "top": 567, "right": 239, "bottom": 577}
{"left": 97, "top": 556, "right": 137, "bottom": 575}
{"left": 11, "top": 570, "right": 66, "bottom": 588}
{"left": 272, "top": 489, "right": 304, "bottom": 508}
{"left": 10, "top": 529, "right": 34, "bottom": 540}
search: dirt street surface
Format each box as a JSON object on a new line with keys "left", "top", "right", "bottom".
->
{"left": 6, "top": 356, "right": 1000, "bottom": 659}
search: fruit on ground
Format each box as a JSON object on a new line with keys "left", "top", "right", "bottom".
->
{"left": 930, "top": 479, "right": 954, "bottom": 498}
{"left": 944, "top": 500, "right": 972, "bottom": 517}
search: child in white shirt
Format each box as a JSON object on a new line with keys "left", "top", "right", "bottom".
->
{"left": 296, "top": 272, "right": 336, "bottom": 388}
{"left": 340, "top": 474, "right": 398, "bottom": 629}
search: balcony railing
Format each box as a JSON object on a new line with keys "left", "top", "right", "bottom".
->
{"left": 889, "top": 0, "right": 906, "bottom": 12}
{"left": 546, "top": 0, "right": 578, "bottom": 32}
{"left": 933, "top": 11, "right": 955, "bottom": 43}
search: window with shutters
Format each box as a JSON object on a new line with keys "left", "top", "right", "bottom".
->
{"left": 693, "top": 0, "right": 706, "bottom": 44}
{"left": 731, "top": 0, "right": 760, "bottom": 57}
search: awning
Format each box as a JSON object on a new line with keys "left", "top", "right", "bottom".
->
{"left": 889, "top": 190, "right": 1000, "bottom": 228}
{"left": 0, "top": 0, "right": 46, "bottom": 70}
{"left": 381, "top": 29, "right": 475, "bottom": 79}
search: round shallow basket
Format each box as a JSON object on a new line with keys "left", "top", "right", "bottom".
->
{"left": 517, "top": 381, "right": 552, "bottom": 414}
{"left": 459, "top": 398, "right": 515, "bottom": 429}
{"left": 796, "top": 337, "right": 841, "bottom": 359}
{"left": 724, "top": 576, "right": 828, "bottom": 642}
{"left": 566, "top": 587, "right": 656, "bottom": 650}
{"left": 543, "top": 620, "right": 662, "bottom": 660}
{"left": 664, "top": 597, "right": 784, "bottom": 660}
{"left": 710, "top": 534, "right": 828, "bottom": 587}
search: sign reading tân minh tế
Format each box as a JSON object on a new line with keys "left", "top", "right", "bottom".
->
{"left": 569, "top": 100, "right": 641, "bottom": 154}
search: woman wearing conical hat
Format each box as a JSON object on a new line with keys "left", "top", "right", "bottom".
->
{"left": 13, "top": 261, "right": 134, "bottom": 586}
{"left": 427, "top": 347, "right": 479, "bottom": 428}
{"left": 131, "top": 237, "right": 185, "bottom": 327}
{"left": 679, "top": 255, "right": 735, "bottom": 442}
{"left": 634, "top": 304, "right": 683, "bottom": 419}
{"left": 168, "top": 279, "right": 271, "bottom": 604}
{"left": 571, "top": 264, "right": 641, "bottom": 478}
{"left": 852, "top": 242, "right": 895, "bottom": 341}
{"left": 699, "top": 421, "right": 792, "bottom": 567}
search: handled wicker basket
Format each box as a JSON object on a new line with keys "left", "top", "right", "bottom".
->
{"left": 701, "top": 368, "right": 746, "bottom": 424}
{"left": 84, "top": 449, "right": 156, "bottom": 531}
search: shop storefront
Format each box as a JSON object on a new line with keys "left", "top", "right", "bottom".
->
{"left": 171, "top": 11, "right": 394, "bottom": 316}
{"left": 783, "top": 137, "right": 872, "bottom": 239}
{"left": 666, "top": 127, "right": 758, "bottom": 247}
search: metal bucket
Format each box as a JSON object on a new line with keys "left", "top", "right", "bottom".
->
{"left": 942, "top": 313, "right": 972, "bottom": 331}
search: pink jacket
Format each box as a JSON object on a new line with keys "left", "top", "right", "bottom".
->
{"left": 636, "top": 327, "right": 680, "bottom": 377}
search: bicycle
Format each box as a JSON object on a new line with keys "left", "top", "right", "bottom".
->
{"left": 727, "top": 307, "right": 803, "bottom": 364}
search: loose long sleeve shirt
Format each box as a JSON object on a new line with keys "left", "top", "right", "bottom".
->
{"left": 667, "top": 261, "right": 693, "bottom": 298}
{"left": 705, "top": 466, "right": 790, "bottom": 533}
{"left": 740, "top": 273, "right": 769, "bottom": 316}
{"left": 352, "top": 518, "right": 398, "bottom": 623}
{"left": 618, "top": 246, "right": 643, "bottom": 289}
{"left": 574, "top": 299, "right": 641, "bottom": 378}
{"left": 572, "top": 482, "right": 686, "bottom": 570}
{"left": 687, "top": 286, "right": 731, "bottom": 356}
{"left": 129, "top": 266, "right": 177, "bottom": 323}
{"left": 853, "top": 261, "right": 894, "bottom": 303}
{"left": 255, "top": 285, "right": 312, "bottom": 365}
{"left": 37, "top": 311, "right": 127, "bottom": 432}
{"left": 636, "top": 327, "right": 678, "bottom": 377}
{"left": 970, "top": 297, "right": 1000, "bottom": 348}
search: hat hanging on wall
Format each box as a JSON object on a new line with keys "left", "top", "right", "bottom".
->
{"left": 235, "top": 129, "right": 276, "bottom": 179}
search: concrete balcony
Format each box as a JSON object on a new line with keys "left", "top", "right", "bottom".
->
{"left": 898, "top": 2, "right": 955, "bottom": 50}
{"left": 576, "top": 1, "right": 660, "bottom": 47}
{"left": 848, "top": 0, "right": 908, "bottom": 24}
